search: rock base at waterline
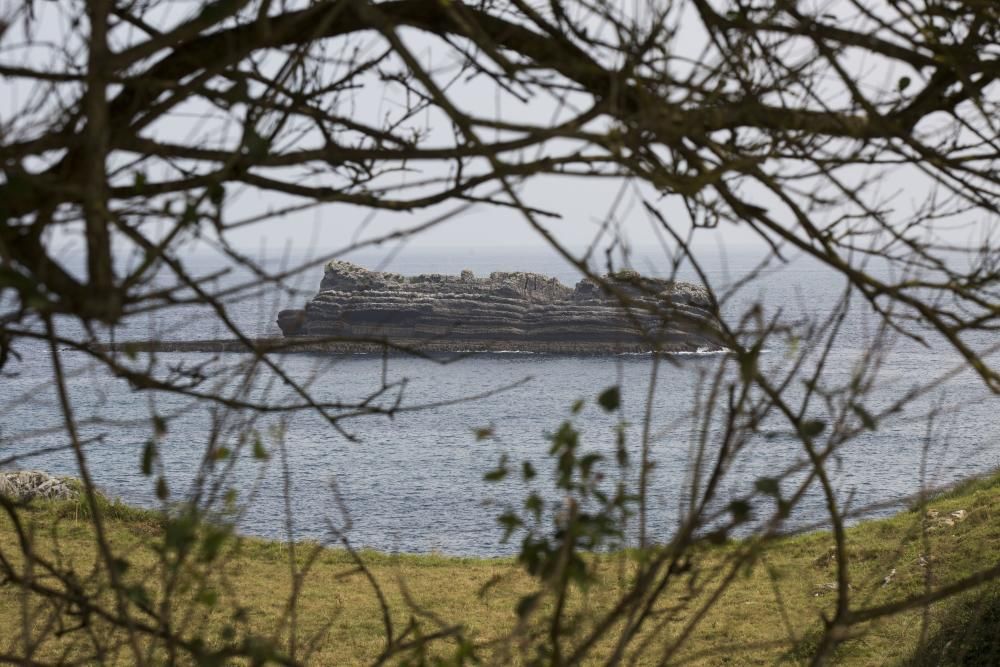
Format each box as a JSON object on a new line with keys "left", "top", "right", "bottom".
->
{"left": 89, "top": 337, "right": 726, "bottom": 355}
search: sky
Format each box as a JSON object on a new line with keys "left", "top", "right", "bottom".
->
{"left": 0, "top": 0, "right": 776, "bottom": 265}
{"left": 2, "top": 0, "right": 994, "bottom": 271}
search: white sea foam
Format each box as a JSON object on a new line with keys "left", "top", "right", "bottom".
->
{"left": 453, "top": 350, "right": 538, "bottom": 354}
{"left": 616, "top": 347, "right": 733, "bottom": 357}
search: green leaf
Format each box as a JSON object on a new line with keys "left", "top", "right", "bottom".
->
{"left": 597, "top": 386, "right": 620, "bottom": 412}
{"left": 778, "top": 498, "right": 792, "bottom": 519}
{"left": 739, "top": 344, "right": 761, "bottom": 384}
{"left": 453, "top": 638, "right": 477, "bottom": 662}
{"left": 164, "top": 514, "right": 198, "bottom": 554}
{"left": 196, "top": 588, "right": 219, "bottom": 607}
{"left": 141, "top": 440, "right": 156, "bottom": 476}
{"left": 522, "top": 461, "right": 536, "bottom": 481}
{"left": 566, "top": 553, "right": 590, "bottom": 586}
{"left": 207, "top": 182, "right": 225, "bottom": 206}
{"left": 243, "top": 128, "right": 270, "bottom": 159}
{"left": 755, "top": 477, "right": 780, "bottom": 496}
{"left": 898, "top": 76, "right": 912, "bottom": 92}
{"left": 515, "top": 592, "right": 540, "bottom": 618}
{"left": 549, "top": 422, "right": 579, "bottom": 454}
{"left": 800, "top": 420, "right": 826, "bottom": 439}
{"left": 852, "top": 404, "right": 878, "bottom": 431}
{"left": 199, "top": 526, "right": 230, "bottom": 563}
{"left": 525, "top": 493, "right": 543, "bottom": 520}
{"left": 252, "top": 435, "right": 269, "bottom": 460}
{"left": 156, "top": 476, "right": 169, "bottom": 500}
{"left": 483, "top": 455, "right": 508, "bottom": 482}
{"left": 181, "top": 202, "right": 198, "bottom": 226}
{"left": 497, "top": 511, "right": 522, "bottom": 541}
{"left": 579, "top": 453, "right": 604, "bottom": 479}
{"left": 707, "top": 528, "right": 728, "bottom": 545}
{"left": 787, "top": 335, "right": 800, "bottom": 358}
{"left": 570, "top": 399, "right": 585, "bottom": 414}
{"left": 616, "top": 423, "right": 628, "bottom": 466}
{"left": 125, "top": 584, "right": 151, "bottom": 608}
{"left": 728, "top": 500, "right": 752, "bottom": 524}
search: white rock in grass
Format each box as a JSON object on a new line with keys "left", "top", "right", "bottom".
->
{"left": 0, "top": 470, "right": 78, "bottom": 501}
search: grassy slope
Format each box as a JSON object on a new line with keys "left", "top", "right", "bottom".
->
{"left": 1, "top": 472, "right": 998, "bottom": 665}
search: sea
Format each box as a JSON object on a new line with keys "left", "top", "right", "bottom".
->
{"left": 1, "top": 245, "right": 998, "bottom": 556}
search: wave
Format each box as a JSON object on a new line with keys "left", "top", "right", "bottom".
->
{"left": 617, "top": 346, "right": 733, "bottom": 357}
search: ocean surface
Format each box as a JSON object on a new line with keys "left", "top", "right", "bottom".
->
{"left": 1, "top": 245, "right": 998, "bottom": 556}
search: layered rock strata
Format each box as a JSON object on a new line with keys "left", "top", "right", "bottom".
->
{"left": 276, "top": 261, "right": 727, "bottom": 353}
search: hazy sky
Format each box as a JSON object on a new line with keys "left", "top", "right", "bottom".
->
{"left": 3, "top": 0, "right": 992, "bottom": 269}
{"left": 0, "top": 1, "right": 773, "bottom": 264}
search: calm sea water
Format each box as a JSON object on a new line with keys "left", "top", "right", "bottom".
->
{"left": 1, "top": 246, "right": 997, "bottom": 555}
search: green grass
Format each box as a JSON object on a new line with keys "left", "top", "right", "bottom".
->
{"left": 1, "top": 471, "right": 999, "bottom": 664}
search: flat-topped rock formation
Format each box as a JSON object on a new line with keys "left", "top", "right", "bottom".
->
{"left": 276, "top": 261, "right": 727, "bottom": 353}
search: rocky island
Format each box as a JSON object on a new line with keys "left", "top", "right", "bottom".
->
{"left": 91, "top": 262, "right": 728, "bottom": 355}
{"left": 273, "top": 261, "right": 728, "bottom": 354}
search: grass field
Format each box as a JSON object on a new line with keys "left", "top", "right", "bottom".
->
{"left": 1, "top": 472, "right": 998, "bottom": 665}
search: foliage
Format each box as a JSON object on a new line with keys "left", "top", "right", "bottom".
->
{"left": 1, "top": 0, "right": 999, "bottom": 664}
{"left": 3, "top": 468, "right": 999, "bottom": 664}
